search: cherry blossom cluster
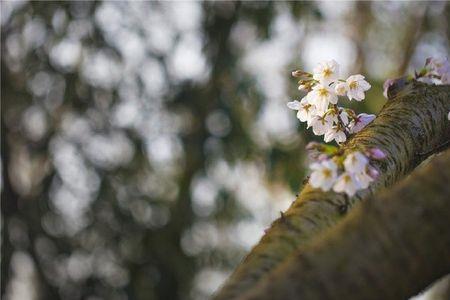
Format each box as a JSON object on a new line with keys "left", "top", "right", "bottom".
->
{"left": 414, "top": 57, "right": 450, "bottom": 121}
{"left": 415, "top": 57, "right": 450, "bottom": 85}
{"left": 287, "top": 60, "right": 374, "bottom": 144}
{"left": 307, "top": 144, "right": 386, "bottom": 196}
{"left": 287, "top": 60, "right": 385, "bottom": 196}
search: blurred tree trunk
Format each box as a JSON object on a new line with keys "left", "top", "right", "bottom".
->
{"left": 396, "top": 4, "right": 428, "bottom": 76}
{"left": 214, "top": 83, "right": 450, "bottom": 300}
{"left": 348, "top": 1, "right": 372, "bottom": 74}
{"left": 241, "top": 149, "right": 450, "bottom": 300}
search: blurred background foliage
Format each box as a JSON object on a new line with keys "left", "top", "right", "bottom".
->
{"left": 1, "top": 1, "right": 449, "bottom": 300}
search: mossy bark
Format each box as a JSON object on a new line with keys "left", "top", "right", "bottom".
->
{"left": 214, "top": 83, "right": 450, "bottom": 299}
{"left": 242, "top": 149, "right": 450, "bottom": 300}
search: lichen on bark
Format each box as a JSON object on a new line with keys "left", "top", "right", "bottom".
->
{"left": 214, "top": 83, "right": 450, "bottom": 300}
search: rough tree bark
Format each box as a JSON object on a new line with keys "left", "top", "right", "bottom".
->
{"left": 241, "top": 149, "right": 450, "bottom": 300}
{"left": 214, "top": 82, "right": 450, "bottom": 299}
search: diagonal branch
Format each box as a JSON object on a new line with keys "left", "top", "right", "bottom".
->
{"left": 242, "top": 149, "right": 450, "bottom": 300}
{"left": 214, "top": 82, "right": 450, "bottom": 299}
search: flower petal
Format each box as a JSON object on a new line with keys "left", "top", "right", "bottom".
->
{"left": 287, "top": 100, "right": 301, "bottom": 110}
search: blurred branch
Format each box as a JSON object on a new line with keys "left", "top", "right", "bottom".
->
{"left": 348, "top": 1, "right": 373, "bottom": 74}
{"left": 241, "top": 149, "right": 450, "bottom": 300}
{"left": 396, "top": 4, "right": 429, "bottom": 76}
{"left": 214, "top": 83, "right": 450, "bottom": 299}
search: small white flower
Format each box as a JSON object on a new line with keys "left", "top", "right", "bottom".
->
{"left": 335, "top": 82, "right": 348, "bottom": 96}
{"left": 307, "top": 84, "right": 338, "bottom": 113}
{"left": 339, "top": 109, "right": 349, "bottom": 126}
{"left": 417, "top": 76, "right": 438, "bottom": 85}
{"left": 346, "top": 74, "right": 371, "bottom": 101}
{"left": 349, "top": 113, "right": 376, "bottom": 133}
{"left": 333, "top": 172, "right": 359, "bottom": 196}
{"left": 428, "top": 57, "right": 450, "bottom": 77}
{"left": 310, "top": 160, "right": 338, "bottom": 191}
{"left": 313, "top": 59, "right": 339, "bottom": 84}
{"left": 287, "top": 98, "right": 317, "bottom": 125}
{"left": 344, "top": 151, "right": 368, "bottom": 173}
{"left": 324, "top": 126, "right": 347, "bottom": 143}
{"left": 287, "top": 100, "right": 302, "bottom": 110}
{"left": 441, "top": 72, "right": 450, "bottom": 84}
{"left": 309, "top": 113, "right": 336, "bottom": 136}
{"left": 354, "top": 171, "right": 374, "bottom": 189}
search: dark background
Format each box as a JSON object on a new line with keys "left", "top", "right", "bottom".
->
{"left": 2, "top": 1, "right": 449, "bottom": 299}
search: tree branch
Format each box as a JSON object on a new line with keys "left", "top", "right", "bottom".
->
{"left": 214, "top": 82, "right": 450, "bottom": 299}
{"left": 241, "top": 149, "right": 450, "bottom": 300}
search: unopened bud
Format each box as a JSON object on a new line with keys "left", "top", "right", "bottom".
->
{"left": 368, "top": 166, "right": 380, "bottom": 179}
{"left": 368, "top": 148, "right": 386, "bottom": 160}
{"left": 292, "top": 70, "right": 309, "bottom": 78}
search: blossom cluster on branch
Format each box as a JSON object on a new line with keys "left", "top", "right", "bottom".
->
{"left": 288, "top": 60, "right": 383, "bottom": 196}
{"left": 383, "top": 56, "right": 450, "bottom": 118}
{"left": 307, "top": 145, "right": 385, "bottom": 196}
{"left": 416, "top": 57, "right": 450, "bottom": 85}
{"left": 288, "top": 60, "right": 374, "bottom": 144}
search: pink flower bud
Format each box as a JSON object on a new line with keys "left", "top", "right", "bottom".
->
{"left": 383, "top": 79, "right": 395, "bottom": 99}
{"left": 368, "top": 166, "right": 380, "bottom": 179}
{"left": 368, "top": 148, "right": 387, "bottom": 160}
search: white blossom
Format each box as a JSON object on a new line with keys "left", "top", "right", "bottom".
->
{"left": 428, "top": 57, "right": 450, "bottom": 77}
{"left": 339, "top": 109, "right": 349, "bottom": 126}
{"left": 441, "top": 72, "right": 450, "bottom": 84}
{"left": 307, "top": 84, "right": 338, "bottom": 113}
{"left": 354, "top": 171, "right": 374, "bottom": 189}
{"left": 313, "top": 59, "right": 339, "bottom": 84}
{"left": 309, "top": 160, "right": 338, "bottom": 191}
{"left": 345, "top": 74, "right": 371, "bottom": 101}
{"left": 417, "top": 76, "right": 438, "bottom": 85}
{"left": 287, "top": 98, "right": 317, "bottom": 125}
{"left": 324, "top": 126, "right": 347, "bottom": 143}
{"left": 287, "top": 100, "right": 302, "bottom": 110}
{"left": 349, "top": 113, "right": 376, "bottom": 133}
{"left": 333, "top": 172, "right": 359, "bottom": 196}
{"left": 309, "top": 113, "right": 336, "bottom": 136}
{"left": 344, "top": 151, "right": 368, "bottom": 173}
{"left": 335, "top": 82, "right": 348, "bottom": 96}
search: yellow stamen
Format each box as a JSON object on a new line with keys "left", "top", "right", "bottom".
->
{"left": 323, "top": 169, "right": 332, "bottom": 178}
{"left": 349, "top": 81, "right": 358, "bottom": 90}
{"left": 344, "top": 174, "right": 351, "bottom": 183}
{"left": 318, "top": 88, "right": 329, "bottom": 97}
